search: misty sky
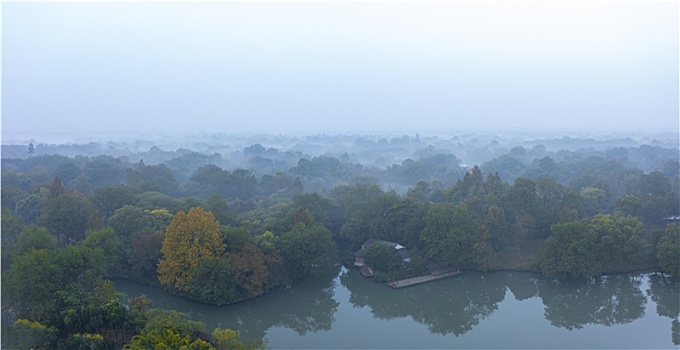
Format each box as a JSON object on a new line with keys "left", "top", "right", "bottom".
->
{"left": 2, "top": 1, "right": 678, "bottom": 137}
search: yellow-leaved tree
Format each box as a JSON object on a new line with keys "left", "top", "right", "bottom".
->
{"left": 157, "top": 208, "right": 225, "bottom": 291}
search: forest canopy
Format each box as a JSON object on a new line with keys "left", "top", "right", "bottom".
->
{"left": 2, "top": 132, "right": 678, "bottom": 348}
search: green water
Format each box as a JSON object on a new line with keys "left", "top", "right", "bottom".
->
{"left": 115, "top": 267, "right": 679, "bottom": 349}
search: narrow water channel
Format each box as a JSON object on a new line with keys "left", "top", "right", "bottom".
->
{"left": 114, "top": 267, "right": 679, "bottom": 349}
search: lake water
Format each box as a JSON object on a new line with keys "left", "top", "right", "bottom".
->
{"left": 115, "top": 267, "right": 679, "bottom": 349}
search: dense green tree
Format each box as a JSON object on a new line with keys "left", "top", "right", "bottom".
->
{"left": 255, "top": 230, "right": 277, "bottom": 253}
{"left": 533, "top": 176, "right": 567, "bottom": 235}
{"left": 616, "top": 194, "right": 644, "bottom": 217}
{"left": 73, "top": 175, "right": 92, "bottom": 196}
{"left": 184, "top": 164, "right": 226, "bottom": 197}
{"left": 644, "top": 190, "right": 680, "bottom": 227}
{"left": 656, "top": 224, "right": 680, "bottom": 277}
{"left": 108, "top": 205, "right": 155, "bottom": 239}
{"left": 146, "top": 208, "right": 174, "bottom": 230}
{"left": 1, "top": 207, "right": 25, "bottom": 268}
{"left": 126, "top": 163, "right": 179, "bottom": 195}
{"left": 482, "top": 172, "right": 506, "bottom": 204}
{"left": 1, "top": 206, "right": 24, "bottom": 243}
{"left": 248, "top": 157, "right": 274, "bottom": 175}
{"left": 1, "top": 169, "right": 25, "bottom": 189}
{"left": 128, "top": 230, "right": 164, "bottom": 283}
{"left": 25, "top": 166, "right": 52, "bottom": 190}
{"left": 471, "top": 223, "right": 497, "bottom": 271}
{"left": 83, "top": 156, "right": 126, "bottom": 188}
{"left": 5, "top": 249, "right": 64, "bottom": 325}
{"left": 14, "top": 191, "right": 47, "bottom": 224}
{"left": 590, "top": 214, "right": 646, "bottom": 270}
{"left": 5, "top": 319, "right": 58, "bottom": 350}
{"left": 484, "top": 205, "right": 509, "bottom": 248}
{"left": 461, "top": 192, "right": 485, "bottom": 219}
{"left": 480, "top": 155, "right": 524, "bottom": 185}
{"left": 277, "top": 224, "right": 337, "bottom": 281}
{"left": 222, "top": 226, "right": 254, "bottom": 252}
{"left": 502, "top": 177, "right": 539, "bottom": 237}
{"left": 138, "top": 308, "right": 204, "bottom": 336}
{"left": 47, "top": 176, "right": 66, "bottom": 200}
{"left": 539, "top": 214, "right": 647, "bottom": 278}
{"left": 292, "top": 193, "right": 344, "bottom": 235}
{"left": 580, "top": 187, "right": 609, "bottom": 216}
{"left": 52, "top": 162, "right": 82, "bottom": 187}
{"left": 382, "top": 200, "right": 426, "bottom": 249}
{"left": 616, "top": 171, "right": 679, "bottom": 226}
{"left": 291, "top": 156, "right": 345, "bottom": 178}
{"left": 83, "top": 227, "right": 124, "bottom": 276}
{"left": 204, "top": 194, "right": 238, "bottom": 226}
{"left": 260, "top": 172, "right": 300, "bottom": 198}
{"left": 539, "top": 221, "right": 601, "bottom": 278}
{"left": 632, "top": 171, "right": 673, "bottom": 197}
{"left": 15, "top": 225, "right": 56, "bottom": 255}
{"left": 38, "top": 193, "right": 93, "bottom": 241}
{"left": 2, "top": 186, "right": 28, "bottom": 214}
{"left": 187, "top": 257, "right": 239, "bottom": 305}
{"left": 229, "top": 169, "right": 259, "bottom": 199}
{"left": 5, "top": 245, "right": 106, "bottom": 327}
{"left": 406, "top": 180, "right": 433, "bottom": 201}
{"left": 420, "top": 203, "right": 476, "bottom": 268}
{"left": 212, "top": 328, "right": 267, "bottom": 350}
{"left": 125, "top": 309, "right": 210, "bottom": 350}
{"left": 186, "top": 165, "right": 258, "bottom": 200}
{"left": 91, "top": 185, "right": 141, "bottom": 220}
{"left": 364, "top": 242, "right": 403, "bottom": 273}
{"left": 137, "top": 191, "right": 183, "bottom": 213}
{"left": 447, "top": 168, "right": 482, "bottom": 205}
{"left": 165, "top": 151, "right": 223, "bottom": 183}
{"left": 332, "top": 183, "right": 387, "bottom": 218}
{"left": 386, "top": 153, "right": 463, "bottom": 186}
{"left": 335, "top": 184, "right": 400, "bottom": 247}
{"left": 126, "top": 329, "right": 214, "bottom": 350}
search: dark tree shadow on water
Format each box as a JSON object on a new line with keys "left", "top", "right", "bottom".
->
{"left": 646, "top": 274, "right": 679, "bottom": 346}
{"left": 213, "top": 265, "right": 341, "bottom": 340}
{"left": 538, "top": 274, "right": 647, "bottom": 330}
{"left": 341, "top": 270, "right": 506, "bottom": 336}
{"left": 121, "top": 265, "right": 341, "bottom": 342}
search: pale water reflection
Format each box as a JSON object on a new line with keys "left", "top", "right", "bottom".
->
{"left": 115, "top": 267, "right": 679, "bottom": 349}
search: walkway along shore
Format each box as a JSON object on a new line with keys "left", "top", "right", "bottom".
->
{"left": 387, "top": 270, "right": 463, "bottom": 289}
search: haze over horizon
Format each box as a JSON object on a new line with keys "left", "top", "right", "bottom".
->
{"left": 3, "top": 1, "right": 678, "bottom": 138}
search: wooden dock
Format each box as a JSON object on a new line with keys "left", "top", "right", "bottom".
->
{"left": 387, "top": 270, "right": 462, "bottom": 289}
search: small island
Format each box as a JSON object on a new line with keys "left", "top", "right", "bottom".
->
{"left": 351, "top": 238, "right": 463, "bottom": 288}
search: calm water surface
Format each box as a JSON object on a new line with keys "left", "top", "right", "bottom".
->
{"left": 115, "top": 267, "right": 679, "bottom": 349}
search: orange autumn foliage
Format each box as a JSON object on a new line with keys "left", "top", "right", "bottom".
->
{"left": 157, "top": 208, "right": 225, "bottom": 291}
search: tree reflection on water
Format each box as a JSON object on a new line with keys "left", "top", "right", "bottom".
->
{"left": 537, "top": 274, "right": 647, "bottom": 330}
{"left": 340, "top": 270, "right": 506, "bottom": 336}
{"left": 119, "top": 269, "right": 678, "bottom": 345}
{"left": 341, "top": 270, "right": 675, "bottom": 338}
{"left": 121, "top": 265, "right": 341, "bottom": 342}
{"left": 225, "top": 265, "right": 341, "bottom": 340}
{"left": 646, "top": 273, "right": 680, "bottom": 345}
